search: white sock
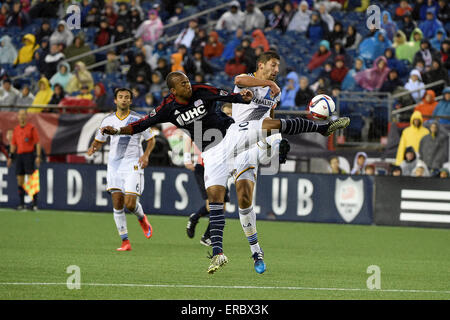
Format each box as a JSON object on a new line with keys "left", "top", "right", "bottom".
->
{"left": 132, "top": 202, "right": 145, "bottom": 220}
{"left": 113, "top": 208, "right": 128, "bottom": 240}
{"left": 239, "top": 206, "right": 261, "bottom": 255}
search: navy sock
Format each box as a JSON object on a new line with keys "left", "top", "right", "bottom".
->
{"left": 280, "top": 118, "right": 328, "bottom": 135}
{"left": 18, "top": 186, "right": 25, "bottom": 205}
{"left": 209, "top": 202, "right": 225, "bottom": 256}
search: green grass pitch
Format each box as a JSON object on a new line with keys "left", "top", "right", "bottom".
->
{"left": 0, "top": 208, "right": 449, "bottom": 300}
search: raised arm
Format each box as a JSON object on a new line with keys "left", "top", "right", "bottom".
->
{"left": 234, "top": 74, "right": 280, "bottom": 96}
{"left": 102, "top": 105, "right": 168, "bottom": 136}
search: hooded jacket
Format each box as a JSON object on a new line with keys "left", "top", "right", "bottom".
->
{"left": 432, "top": 87, "right": 450, "bottom": 124}
{"left": 66, "top": 61, "right": 94, "bottom": 94}
{"left": 281, "top": 71, "right": 300, "bottom": 108}
{"left": 351, "top": 151, "right": 368, "bottom": 175}
{"left": 170, "top": 53, "right": 185, "bottom": 72}
{"left": 215, "top": 1, "right": 245, "bottom": 31}
{"left": 287, "top": 1, "right": 311, "bottom": 33}
{"left": 330, "top": 55, "right": 349, "bottom": 84}
{"left": 203, "top": 31, "right": 224, "bottom": 59}
{"left": 394, "top": 30, "right": 416, "bottom": 63}
{"left": 430, "top": 27, "right": 447, "bottom": 51}
{"left": 29, "top": 77, "right": 53, "bottom": 113}
{"left": 49, "top": 21, "right": 74, "bottom": 47}
{"left": 251, "top": 29, "right": 269, "bottom": 52}
{"left": 358, "top": 29, "right": 392, "bottom": 62}
{"left": 419, "top": 120, "right": 448, "bottom": 170}
{"left": 412, "top": 160, "right": 431, "bottom": 177}
{"left": 395, "top": 111, "right": 430, "bottom": 165}
{"left": 14, "top": 34, "right": 39, "bottom": 65}
{"left": 0, "top": 35, "right": 18, "bottom": 64}
{"left": 354, "top": 56, "right": 390, "bottom": 91}
{"left": 419, "top": 12, "right": 444, "bottom": 39}
{"left": 399, "top": 146, "right": 418, "bottom": 176}
{"left": 404, "top": 69, "right": 426, "bottom": 102}
{"left": 50, "top": 61, "right": 71, "bottom": 90}
{"left": 135, "top": 10, "right": 163, "bottom": 44}
{"left": 381, "top": 11, "right": 398, "bottom": 41}
{"left": 414, "top": 90, "right": 438, "bottom": 121}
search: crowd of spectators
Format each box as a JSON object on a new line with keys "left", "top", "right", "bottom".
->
{"left": 0, "top": 0, "right": 449, "bottom": 116}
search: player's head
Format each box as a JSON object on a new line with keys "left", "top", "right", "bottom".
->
{"left": 114, "top": 88, "right": 133, "bottom": 111}
{"left": 256, "top": 51, "right": 280, "bottom": 81}
{"left": 166, "top": 71, "right": 192, "bottom": 100}
{"left": 17, "top": 109, "right": 27, "bottom": 126}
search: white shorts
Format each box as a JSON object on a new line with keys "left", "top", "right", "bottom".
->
{"left": 202, "top": 119, "right": 272, "bottom": 189}
{"left": 233, "top": 133, "right": 283, "bottom": 183}
{"left": 107, "top": 171, "right": 144, "bottom": 196}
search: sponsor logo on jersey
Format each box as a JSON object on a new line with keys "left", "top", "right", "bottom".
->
{"left": 175, "top": 99, "right": 207, "bottom": 126}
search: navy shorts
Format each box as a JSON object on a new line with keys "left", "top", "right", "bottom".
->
{"left": 194, "top": 164, "right": 230, "bottom": 203}
{"left": 15, "top": 152, "right": 35, "bottom": 176}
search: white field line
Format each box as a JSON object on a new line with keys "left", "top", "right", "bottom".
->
{"left": 0, "top": 282, "right": 449, "bottom": 295}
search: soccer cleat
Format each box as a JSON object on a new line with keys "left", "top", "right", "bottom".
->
{"left": 207, "top": 253, "right": 228, "bottom": 274}
{"left": 139, "top": 215, "right": 153, "bottom": 239}
{"left": 200, "top": 236, "right": 212, "bottom": 247}
{"left": 116, "top": 239, "right": 131, "bottom": 251}
{"left": 324, "top": 117, "right": 350, "bottom": 136}
{"left": 16, "top": 204, "right": 25, "bottom": 211}
{"left": 278, "top": 138, "right": 290, "bottom": 164}
{"left": 186, "top": 213, "right": 198, "bottom": 238}
{"left": 252, "top": 251, "right": 266, "bottom": 274}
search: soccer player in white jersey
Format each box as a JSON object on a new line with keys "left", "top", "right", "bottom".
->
{"left": 231, "top": 51, "right": 289, "bottom": 273}
{"left": 87, "top": 88, "right": 155, "bottom": 251}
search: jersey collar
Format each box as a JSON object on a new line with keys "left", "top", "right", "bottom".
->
{"left": 115, "top": 110, "right": 130, "bottom": 120}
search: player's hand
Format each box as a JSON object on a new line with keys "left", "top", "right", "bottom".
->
{"left": 87, "top": 146, "right": 97, "bottom": 156}
{"left": 35, "top": 157, "right": 41, "bottom": 168}
{"left": 240, "top": 89, "right": 253, "bottom": 102}
{"left": 185, "top": 163, "right": 195, "bottom": 171}
{"left": 7, "top": 158, "right": 12, "bottom": 168}
{"left": 139, "top": 155, "right": 149, "bottom": 169}
{"left": 269, "top": 81, "right": 280, "bottom": 97}
{"left": 101, "top": 126, "right": 118, "bottom": 135}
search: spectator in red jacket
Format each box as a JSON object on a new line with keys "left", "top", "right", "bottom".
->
{"left": 307, "top": 39, "right": 331, "bottom": 72}
{"left": 330, "top": 55, "right": 349, "bottom": 85}
{"left": 203, "top": 31, "right": 224, "bottom": 59}
{"left": 94, "top": 18, "right": 111, "bottom": 47}
{"left": 225, "top": 46, "right": 251, "bottom": 77}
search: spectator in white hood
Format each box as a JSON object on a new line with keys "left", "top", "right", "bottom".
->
{"left": 49, "top": 21, "right": 74, "bottom": 47}
{"left": 287, "top": 1, "right": 311, "bottom": 33}
{"left": 243, "top": 0, "right": 266, "bottom": 33}
{"left": 215, "top": 1, "right": 245, "bottom": 32}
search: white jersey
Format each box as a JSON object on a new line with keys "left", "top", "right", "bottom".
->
{"left": 232, "top": 73, "right": 280, "bottom": 123}
{"left": 95, "top": 111, "right": 154, "bottom": 173}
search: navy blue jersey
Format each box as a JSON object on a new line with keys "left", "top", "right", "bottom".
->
{"left": 129, "top": 84, "right": 249, "bottom": 151}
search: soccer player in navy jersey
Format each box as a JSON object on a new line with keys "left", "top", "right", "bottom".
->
{"left": 101, "top": 71, "right": 349, "bottom": 274}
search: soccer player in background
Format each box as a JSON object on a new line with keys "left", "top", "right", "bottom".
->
{"left": 7, "top": 109, "right": 42, "bottom": 211}
{"left": 87, "top": 88, "right": 155, "bottom": 251}
{"left": 101, "top": 72, "right": 349, "bottom": 273}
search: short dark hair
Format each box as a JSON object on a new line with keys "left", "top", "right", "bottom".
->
{"left": 166, "top": 71, "right": 187, "bottom": 90}
{"left": 114, "top": 87, "right": 133, "bottom": 99}
{"left": 256, "top": 51, "right": 280, "bottom": 67}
